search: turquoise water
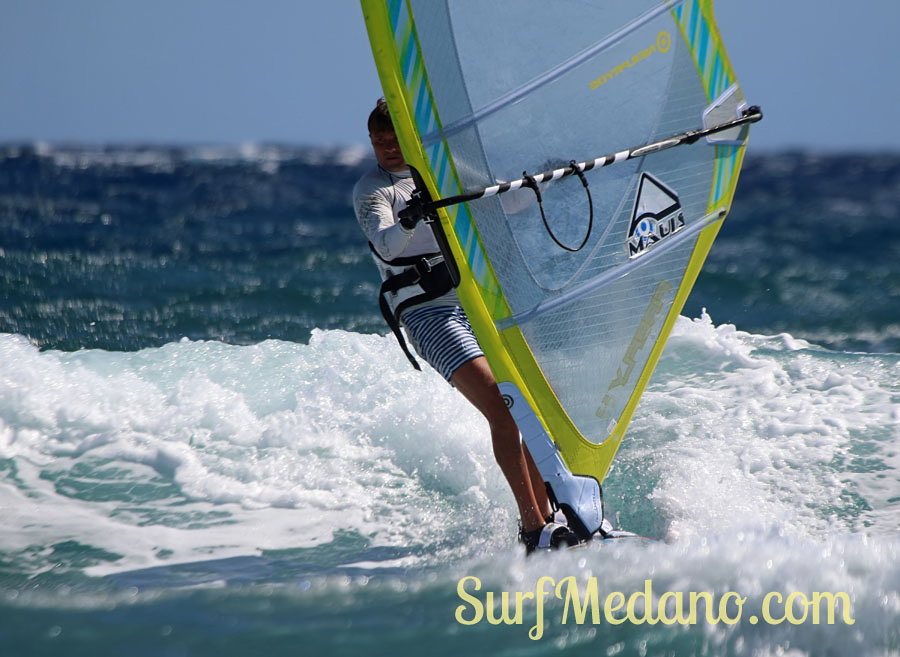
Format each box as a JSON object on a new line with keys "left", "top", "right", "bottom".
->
{"left": 0, "top": 145, "right": 898, "bottom": 655}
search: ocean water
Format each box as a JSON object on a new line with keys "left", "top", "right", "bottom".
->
{"left": 0, "top": 144, "right": 898, "bottom": 656}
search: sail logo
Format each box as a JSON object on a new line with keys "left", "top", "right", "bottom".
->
{"left": 589, "top": 31, "right": 671, "bottom": 90}
{"left": 626, "top": 173, "right": 685, "bottom": 258}
{"left": 595, "top": 279, "right": 673, "bottom": 421}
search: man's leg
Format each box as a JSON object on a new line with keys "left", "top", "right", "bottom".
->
{"left": 450, "top": 356, "right": 550, "bottom": 532}
{"left": 523, "top": 444, "right": 552, "bottom": 521}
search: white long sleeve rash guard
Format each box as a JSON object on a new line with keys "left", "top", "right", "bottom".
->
{"left": 352, "top": 165, "right": 459, "bottom": 316}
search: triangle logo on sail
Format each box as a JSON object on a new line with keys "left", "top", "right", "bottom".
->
{"left": 627, "top": 173, "right": 685, "bottom": 258}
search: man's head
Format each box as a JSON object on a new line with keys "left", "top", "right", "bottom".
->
{"left": 368, "top": 98, "right": 406, "bottom": 173}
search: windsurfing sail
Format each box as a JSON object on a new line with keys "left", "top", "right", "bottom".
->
{"left": 360, "top": 0, "right": 760, "bottom": 538}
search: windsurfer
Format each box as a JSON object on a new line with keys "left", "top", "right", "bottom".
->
{"left": 353, "top": 99, "right": 579, "bottom": 553}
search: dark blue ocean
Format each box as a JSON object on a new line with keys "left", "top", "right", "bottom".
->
{"left": 1, "top": 143, "right": 898, "bottom": 656}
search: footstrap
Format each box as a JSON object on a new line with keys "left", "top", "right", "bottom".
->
{"left": 537, "top": 522, "right": 567, "bottom": 549}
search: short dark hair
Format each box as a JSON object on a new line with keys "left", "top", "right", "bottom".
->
{"left": 367, "top": 97, "right": 394, "bottom": 134}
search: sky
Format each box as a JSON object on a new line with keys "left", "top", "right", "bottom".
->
{"left": 1, "top": 0, "right": 898, "bottom": 153}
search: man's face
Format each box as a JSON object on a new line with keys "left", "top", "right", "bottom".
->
{"left": 370, "top": 130, "right": 406, "bottom": 172}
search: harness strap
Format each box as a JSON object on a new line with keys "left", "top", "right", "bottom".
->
{"left": 369, "top": 243, "right": 455, "bottom": 370}
{"left": 368, "top": 244, "right": 438, "bottom": 268}
{"left": 377, "top": 276, "right": 423, "bottom": 370}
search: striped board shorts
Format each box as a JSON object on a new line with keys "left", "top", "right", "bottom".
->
{"left": 401, "top": 304, "right": 484, "bottom": 382}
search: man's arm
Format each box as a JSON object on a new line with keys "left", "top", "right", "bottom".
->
{"left": 354, "top": 186, "right": 415, "bottom": 261}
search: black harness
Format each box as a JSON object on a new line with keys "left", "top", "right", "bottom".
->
{"left": 370, "top": 244, "right": 455, "bottom": 370}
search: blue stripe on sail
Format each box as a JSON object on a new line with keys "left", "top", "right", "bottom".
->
{"left": 426, "top": 107, "right": 438, "bottom": 140}
{"left": 471, "top": 254, "right": 486, "bottom": 284}
{"left": 416, "top": 91, "right": 430, "bottom": 135}
{"left": 720, "top": 65, "right": 733, "bottom": 98}
{"left": 689, "top": 2, "right": 701, "bottom": 54}
{"left": 403, "top": 42, "right": 417, "bottom": 89}
{"left": 387, "top": 0, "right": 403, "bottom": 33}
{"left": 413, "top": 70, "right": 429, "bottom": 129}
{"left": 431, "top": 143, "right": 447, "bottom": 191}
{"left": 393, "top": 2, "right": 409, "bottom": 52}
{"left": 476, "top": 252, "right": 490, "bottom": 283}
{"left": 440, "top": 145, "right": 452, "bottom": 195}
{"left": 424, "top": 142, "right": 436, "bottom": 174}
{"left": 426, "top": 142, "right": 437, "bottom": 179}
{"left": 417, "top": 89, "right": 430, "bottom": 135}
{"left": 467, "top": 227, "right": 485, "bottom": 280}
{"left": 463, "top": 220, "right": 487, "bottom": 283}
{"left": 713, "top": 148, "right": 725, "bottom": 202}
{"left": 421, "top": 102, "right": 435, "bottom": 141}
{"left": 709, "top": 56, "right": 722, "bottom": 100}
{"left": 726, "top": 153, "right": 735, "bottom": 200}
{"left": 713, "top": 145, "right": 739, "bottom": 204}
{"left": 437, "top": 156, "right": 451, "bottom": 197}
{"left": 697, "top": 27, "right": 710, "bottom": 83}
{"left": 403, "top": 34, "right": 439, "bottom": 144}
{"left": 455, "top": 209, "right": 474, "bottom": 260}
{"left": 398, "top": 7, "right": 415, "bottom": 89}
{"left": 727, "top": 147, "right": 739, "bottom": 198}
{"left": 407, "top": 59, "right": 419, "bottom": 99}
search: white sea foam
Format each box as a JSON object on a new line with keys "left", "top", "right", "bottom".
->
{"left": 638, "top": 313, "right": 900, "bottom": 541}
{"left": 0, "top": 316, "right": 898, "bottom": 583}
{"left": 0, "top": 330, "right": 502, "bottom": 575}
{"left": 12, "top": 142, "right": 370, "bottom": 173}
